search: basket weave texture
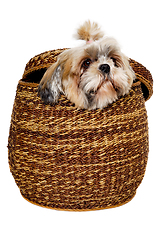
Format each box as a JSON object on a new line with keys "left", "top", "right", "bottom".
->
{"left": 8, "top": 49, "right": 153, "bottom": 211}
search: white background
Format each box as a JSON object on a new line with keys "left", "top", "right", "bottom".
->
{"left": 1, "top": 0, "right": 160, "bottom": 239}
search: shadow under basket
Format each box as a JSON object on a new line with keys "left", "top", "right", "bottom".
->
{"left": 8, "top": 49, "right": 153, "bottom": 211}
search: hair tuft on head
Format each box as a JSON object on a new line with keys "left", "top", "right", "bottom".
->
{"left": 74, "top": 20, "right": 104, "bottom": 43}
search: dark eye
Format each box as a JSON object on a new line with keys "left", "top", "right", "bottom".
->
{"left": 82, "top": 59, "right": 92, "bottom": 69}
{"left": 89, "top": 90, "right": 95, "bottom": 95}
{"left": 111, "top": 57, "right": 118, "bottom": 67}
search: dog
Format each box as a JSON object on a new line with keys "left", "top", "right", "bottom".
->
{"left": 38, "top": 21, "right": 135, "bottom": 109}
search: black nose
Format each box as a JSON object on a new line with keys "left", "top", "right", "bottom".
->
{"left": 99, "top": 64, "right": 110, "bottom": 74}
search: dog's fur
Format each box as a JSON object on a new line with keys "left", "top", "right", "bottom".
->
{"left": 38, "top": 21, "right": 135, "bottom": 109}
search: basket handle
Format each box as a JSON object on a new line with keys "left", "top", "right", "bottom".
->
{"left": 129, "top": 59, "right": 153, "bottom": 101}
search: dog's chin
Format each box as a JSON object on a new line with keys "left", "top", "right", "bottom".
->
{"left": 83, "top": 70, "right": 132, "bottom": 109}
{"left": 77, "top": 72, "right": 125, "bottom": 109}
{"left": 84, "top": 80, "right": 118, "bottom": 110}
{"left": 98, "top": 82, "right": 118, "bottom": 105}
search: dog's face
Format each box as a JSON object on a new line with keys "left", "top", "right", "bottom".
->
{"left": 38, "top": 37, "right": 135, "bottom": 109}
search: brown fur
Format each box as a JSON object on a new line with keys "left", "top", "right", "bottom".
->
{"left": 75, "top": 20, "right": 104, "bottom": 42}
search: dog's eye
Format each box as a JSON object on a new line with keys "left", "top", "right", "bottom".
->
{"left": 111, "top": 57, "right": 118, "bottom": 67}
{"left": 82, "top": 59, "right": 92, "bottom": 69}
{"left": 89, "top": 90, "right": 95, "bottom": 95}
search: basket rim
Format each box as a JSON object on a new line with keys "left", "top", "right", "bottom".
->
{"left": 19, "top": 78, "right": 141, "bottom": 88}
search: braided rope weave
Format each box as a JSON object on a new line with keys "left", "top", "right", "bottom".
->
{"left": 8, "top": 49, "right": 153, "bottom": 210}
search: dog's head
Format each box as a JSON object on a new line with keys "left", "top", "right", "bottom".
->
{"left": 38, "top": 21, "right": 135, "bottom": 109}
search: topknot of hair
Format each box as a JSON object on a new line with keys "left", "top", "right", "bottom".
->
{"left": 75, "top": 20, "right": 104, "bottom": 43}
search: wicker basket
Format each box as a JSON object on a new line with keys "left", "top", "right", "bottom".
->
{"left": 8, "top": 49, "right": 153, "bottom": 211}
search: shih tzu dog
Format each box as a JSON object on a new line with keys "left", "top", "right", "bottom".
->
{"left": 38, "top": 21, "right": 135, "bottom": 109}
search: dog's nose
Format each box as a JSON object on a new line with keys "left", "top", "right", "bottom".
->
{"left": 99, "top": 64, "right": 110, "bottom": 74}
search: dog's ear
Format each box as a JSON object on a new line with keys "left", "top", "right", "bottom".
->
{"left": 38, "top": 61, "right": 64, "bottom": 104}
{"left": 122, "top": 54, "right": 136, "bottom": 87}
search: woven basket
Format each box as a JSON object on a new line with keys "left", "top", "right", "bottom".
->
{"left": 8, "top": 49, "right": 153, "bottom": 211}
